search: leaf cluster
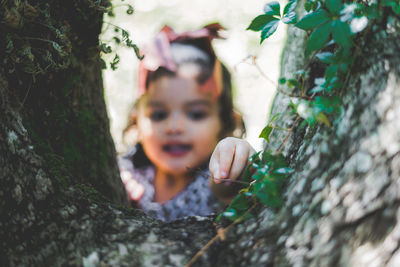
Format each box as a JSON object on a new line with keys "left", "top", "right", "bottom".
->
{"left": 247, "top": 0, "right": 297, "bottom": 43}
{"left": 217, "top": 151, "right": 293, "bottom": 222}
{"left": 101, "top": 3, "right": 143, "bottom": 71}
{"left": 218, "top": 0, "right": 398, "bottom": 224}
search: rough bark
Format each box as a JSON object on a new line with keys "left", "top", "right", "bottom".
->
{"left": 1, "top": 0, "right": 400, "bottom": 266}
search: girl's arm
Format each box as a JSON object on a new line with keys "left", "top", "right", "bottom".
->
{"left": 209, "top": 137, "right": 256, "bottom": 204}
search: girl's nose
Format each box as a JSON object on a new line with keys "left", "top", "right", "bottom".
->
{"left": 165, "top": 112, "right": 185, "bottom": 135}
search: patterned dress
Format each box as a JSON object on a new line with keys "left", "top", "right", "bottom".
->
{"left": 118, "top": 145, "right": 223, "bottom": 222}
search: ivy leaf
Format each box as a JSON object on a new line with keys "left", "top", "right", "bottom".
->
{"left": 222, "top": 208, "right": 237, "bottom": 220}
{"left": 282, "top": 12, "right": 297, "bottom": 24}
{"left": 295, "top": 9, "right": 331, "bottom": 30}
{"left": 110, "top": 54, "right": 120, "bottom": 71}
{"left": 260, "top": 19, "right": 280, "bottom": 43}
{"left": 259, "top": 113, "right": 280, "bottom": 142}
{"left": 247, "top": 14, "right": 277, "bottom": 31}
{"left": 264, "top": 1, "right": 281, "bottom": 17}
{"left": 315, "top": 52, "right": 336, "bottom": 64}
{"left": 315, "top": 112, "right": 331, "bottom": 127}
{"left": 283, "top": 0, "right": 297, "bottom": 15}
{"left": 282, "top": 0, "right": 297, "bottom": 24}
{"left": 230, "top": 194, "right": 249, "bottom": 211}
{"left": 126, "top": 5, "right": 134, "bottom": 15}
{"left": 306, "top": 22, "right": 332, "bottom": 55}
{"left": 274, "top": 167, "right": 294, "bottom": 175}
{"left": 287, "top": 78, "right": 301, "bottom": 88}
{"left": 382, "top": 0, "right": 400, "bottom": 15}
{"left": 326, "top": 0, "right": 341, "bottom": 16}
{"left": 332, "top": 20, "right": 351, "bottom": 47}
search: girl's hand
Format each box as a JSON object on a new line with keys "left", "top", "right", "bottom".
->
{"left": 209, "top": 137, "right": 256, "bottom": 184}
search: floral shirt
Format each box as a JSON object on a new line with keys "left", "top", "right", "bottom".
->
{"left": 118, "top": 145, "right": 223, "bottom": 222}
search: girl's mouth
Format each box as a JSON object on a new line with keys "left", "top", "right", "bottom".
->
{"left": 162, "top": 143, "right": 192, "bottom": 157}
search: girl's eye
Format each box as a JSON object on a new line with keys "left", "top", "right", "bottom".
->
{"left": 187, "top": 110, "right": 208, "bottom": 121}
{"left": 149, "top": 110, "right": 168, "bottom": 121}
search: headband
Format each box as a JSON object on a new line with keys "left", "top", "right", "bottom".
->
{"left": 137, "top": 23, "right": 224, "bottom": 100}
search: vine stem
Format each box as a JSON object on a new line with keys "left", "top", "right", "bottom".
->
{"left": 275, "top": 115, "right": 301, "bottom": 155}
{"left": 185, "top": 204, "right": 256, "bottom": 267}
{"left": 250, "top": 56, "right": 314, "bottom": 100}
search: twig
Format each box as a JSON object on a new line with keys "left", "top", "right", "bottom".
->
{"left": 189, "top": 168, "right": 250, "bottom": 186}
{"left": 186, "top": 204, "right": 256, "bottom": 267}
{"left": 251, "top": 56, "right": 314, "bottom": 100}
{"left": 275, "top": 115, "right": 301, "bottom": 155}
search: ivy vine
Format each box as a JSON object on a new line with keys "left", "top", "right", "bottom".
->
{"left": 216, "top": 0, "right": 400, "bottom": 223}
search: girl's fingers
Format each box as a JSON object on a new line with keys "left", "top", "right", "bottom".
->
{"left": 209, "top": 146, "right": 220, "bottom": 182}
{"left": 215, "top": 138, "right": 236, "bottom": 180}
{"left": 228, "top": 141, "right": 251, "bottom": 181}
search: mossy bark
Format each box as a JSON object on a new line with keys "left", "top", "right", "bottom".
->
{"left": 1, "top": 0, "right": 400, "bottom": 266}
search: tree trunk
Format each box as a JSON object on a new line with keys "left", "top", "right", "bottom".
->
{"left": 1, "top": 0, "right": 400, "bottom": 266}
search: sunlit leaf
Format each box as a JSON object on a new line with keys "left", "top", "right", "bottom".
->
{"left": 274, "top": 167, "right": 294, "bottom": 174}
{"left": 315, "top": 112, "right": 331, "bottom": 127}
{"left": 282, "top": 12, "right": 297, "bottom": 24}
{"left": 283, "top": 0, "right": 297, "bottom": 15}
{"left": 247, "top": 14, "right": 277, "bottom": 31}
{"left": 315, "top": 52, "right": 336, "bottom": 64}
{"left": 260, "top": 19, "right": 280, "bottom": 43}
{"left": 264, "top": 1, "right": 281, "bottom": 16}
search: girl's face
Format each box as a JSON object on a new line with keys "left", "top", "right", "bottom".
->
{"left": 137, "top": 75, "right": 222, "bottom": 176}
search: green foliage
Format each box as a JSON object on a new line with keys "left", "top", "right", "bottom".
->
{"left": 218, "top": 151, "right": 293, "bottom": 222}
{"left": 221, "top": 0, "right": 397, "bottom": 224}
{"left": 259, "top": 113, "right": 280, "bottom": 143}
{"left": 247, "top": 0, "right": 297, "bottom": 43}
{"left": 101, "top": 1, "right": 143, "bottom": 70}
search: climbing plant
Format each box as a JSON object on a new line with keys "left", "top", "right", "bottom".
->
{"left": 217, "top": 0, "right": 400, "bottom": 223}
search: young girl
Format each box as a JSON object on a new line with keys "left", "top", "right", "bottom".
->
{"left": 119, "top": 24, "right": 255, "bottom": 222}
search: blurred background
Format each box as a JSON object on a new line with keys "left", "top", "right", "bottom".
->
{"left": 101, "top": 0, "right": 288, "bottom": 153}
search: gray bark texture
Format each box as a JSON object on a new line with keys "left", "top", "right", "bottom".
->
{"left": 1, "top": 0, "right": 400, "bottom": 266}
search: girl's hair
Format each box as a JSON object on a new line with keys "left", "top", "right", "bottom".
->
{"left": 122, "top": 41, "right": 245, "bottom": 151}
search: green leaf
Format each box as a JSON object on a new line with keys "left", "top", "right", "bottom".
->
{"left": 278, "top": 77, "right": 287, "bottom": 84}
{"left": 315, "top": 112, "right": 331, "bottom": 127}
{"left": 247, "top": 14, "right": 277, "bottom": 31}
{"left": 260, "top": 126, "right": 273, "bottom": 142}
{"left": 269, "top": 113, "right": 280, "bottom": 124}
{"left": 222, "top": 208, "right": 237, "bottom": 219}
{"left": 383, "top": 0, "right": 400, "bottom": 15}
{"left": 126, "top": 4, "right": 134, "bottom": 14}
{"left": 326, "top": 0, "right": 341, "bottom": 16}
{"left": 230, "top": 194, "right": 249, "bottom": 211}
{"left": 260, "top": 113, "right": 281, "bottom": 143}
{"left": 260, "top": 19, "right": 280, "bottom": 43}
{"left": 309, "top": 85, "right": 325, "bottom": 94}
{"left": 283, "top": 0, "right": 297, "bottom": 15}
{"left": 264, "top": 1, "right": 281, "bottom": 16}
{"left": 315, "top": 52, "right": 336, "bottom": 64}
{"left": 274, "top": 167, "right": 294, "bottom": 175}
{"left": 332, "top": 20, "right": 351, "bottom": 47}
{"left": 287, "top": 78, "right": 301, "bottom": 88}
{"left": 282, "top": 12, "right": 297, "bottom": 24}
{"left": 294, "top": 69, "right": 306, "bottom": 77}
{"left": 306, "top": 22, "right": 332, "bottom": 55}
{"left": 295, "top": 9, "right": 331, "bottom": 30}
{"left": 324, "top": 65, "right": 338, "bottom": 81}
